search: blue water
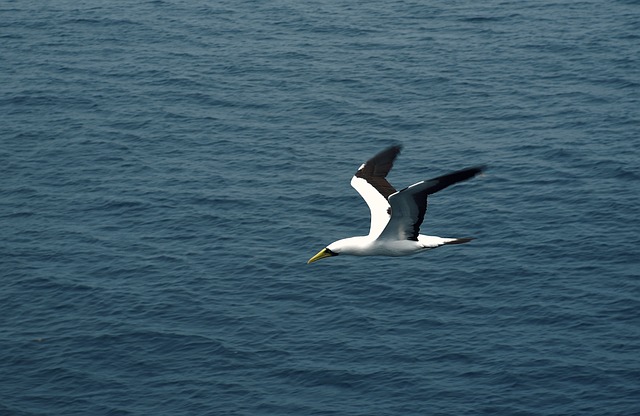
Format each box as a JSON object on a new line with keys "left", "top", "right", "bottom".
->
{"left": 2, "top": 0, "right": 639, "bottom": 414}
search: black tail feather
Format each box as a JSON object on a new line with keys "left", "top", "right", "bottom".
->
{"left": 444, "top": 237, "right": 474, "bottom": 245}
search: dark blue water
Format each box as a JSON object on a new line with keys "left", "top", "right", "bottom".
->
{"left": 2, "top": 1, "right": 639, "bottom": 414}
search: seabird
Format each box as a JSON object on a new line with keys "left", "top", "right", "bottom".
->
{"left": 308, "top": 145, "right": 485, "bottom": 264}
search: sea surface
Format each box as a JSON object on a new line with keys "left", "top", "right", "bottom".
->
{"left": 2, "top": 0, "right": 639, "bottom": 415}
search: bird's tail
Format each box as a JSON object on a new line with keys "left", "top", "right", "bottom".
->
{"left": 442, "top": 237, "right": 474, "bottom": 245}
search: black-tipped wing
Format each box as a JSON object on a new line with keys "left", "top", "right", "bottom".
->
{"left": 350, "top": 145, "right": 402, "bottom": 238}
{"left": 377, "top": 166, "right": 486, "bottom": 241}
{"left": 353, "top": 145, "right": 401, "bottom": 199}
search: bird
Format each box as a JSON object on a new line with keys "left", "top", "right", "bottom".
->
{"left": 308, "top": 145, "right": 485, "bottom": 263}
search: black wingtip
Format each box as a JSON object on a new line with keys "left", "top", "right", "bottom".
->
{"left": 462, "top": 165, "right": 487, "bottom": 176}
{"left": 359, "top": 145, "right": 403, "bottom": 177}
{"left": 372, "top": 144, "right": 402, "bottom": 160}
{"left": 442, "top": 165, "right": 486, "bottom": 183}
{"left": 412, "top": 165, "right": 486, "bottom": 197}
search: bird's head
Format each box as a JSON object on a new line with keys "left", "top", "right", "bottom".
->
{"left": 307, "top": 245, "right": 340, "bottom": 264}
{"left": 307, "top": 237, "right": 368, "bottom": 263}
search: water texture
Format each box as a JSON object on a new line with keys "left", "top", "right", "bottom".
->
{"left": 2, "top": 0, "right": 639, "bottom": 415}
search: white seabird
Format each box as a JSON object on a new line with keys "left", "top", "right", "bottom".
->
{"left": 308, "top": 145, "right": 485, "bottom": 264}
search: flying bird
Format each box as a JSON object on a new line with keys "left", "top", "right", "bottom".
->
{"left": 308, "top": 145, "right": 485, "bottom": 263}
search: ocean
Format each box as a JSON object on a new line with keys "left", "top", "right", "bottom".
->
{"left": 2, "top": 0, "right": 639, "bottom": 414}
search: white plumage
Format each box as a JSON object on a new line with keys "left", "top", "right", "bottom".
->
{"left": 308, "top": 145, "right": 485, "bottom": 264}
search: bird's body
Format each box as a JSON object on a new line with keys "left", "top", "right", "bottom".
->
{"left": 308, "top": 145, "right": 485, "bottom": 263}
{"left": 324, "top": 235, "right": 466, "bottom": 257}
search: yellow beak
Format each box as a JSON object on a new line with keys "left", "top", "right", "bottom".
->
{"left": 307, "top": 248, "right": 333, "bottom": 264}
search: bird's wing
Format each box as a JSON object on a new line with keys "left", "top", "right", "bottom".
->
{"left": 377, "top": 166, "right": 486, "bottom": 241}
{"left": 350, "top": 145, "right": 402, "bottom": 238}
